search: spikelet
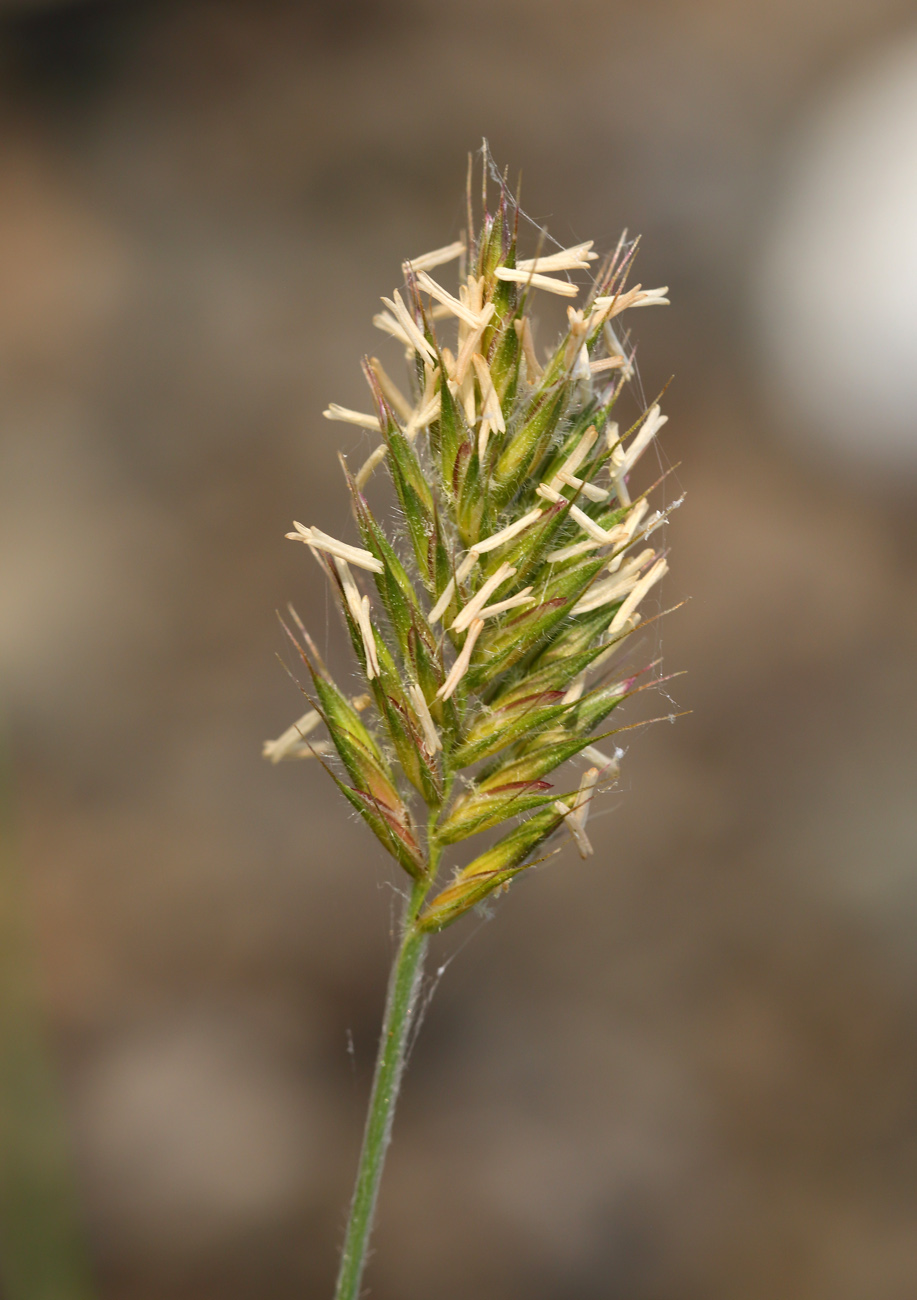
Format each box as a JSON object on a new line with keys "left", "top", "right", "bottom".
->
{"left": 268, "top": 155, "right": 677, "bottom": 932}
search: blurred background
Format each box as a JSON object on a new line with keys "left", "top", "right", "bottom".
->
{"left": 1, "top": 1, "right": 916, "bottom": 1297}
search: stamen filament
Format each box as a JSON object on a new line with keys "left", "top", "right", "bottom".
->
{"left": 324, "top": 404, "right": 383, "bottom": 432}
{"left": 354, "top": 445, "right": 388, "bottom": 490}
{"left": 513, "top": 316, "right": 543, "bottom": 380}
{"left": 471, "top": 353, "right": 506, "bottom": 432}
{"left": 454, "top": 303, "right": 496, "bottom": 381}
{"left": 335, "top": 558, "right": 380, "bottom": 678}
{"left": 437, "top": 618, "right": 484, "bottom": 700}
{"left": 381, "top": 290, "right": 437, "bottom": 363}
{"left": 416, "top": 271, "right": 481, "bottom": 327}
{"left": 471, "top": 508, "right": 543, "bottom": 554}
{"left": 451, "top": 563, "right": 516, "bottom": 633}
{"left": 408, "top": 683, "right": 442, "bottom": 753}
{"left": 516, "top": 241, "right": 597, "bottom": 273}
{"left": 494, "top": 268, "right": 580, "bottom": 296}
{"left": 263, "top": 709, "right": 322, "bottom": 763}
{"left": 608, "top": 557, "right": 668, "bottom": 633}
{"left": 427, "top": 579, "right": 455, "bottom": 626}
{"left": 368, "top": 357, "right": 413, "bottom": 420}
{"left": 286, "top": 523, "right": 384, "bottom": 573}
{"left": 402, "top": 240, "right": 465, "bottom": 274}
{"left": 476, "top": 588, "right": 534, "bottom": 620}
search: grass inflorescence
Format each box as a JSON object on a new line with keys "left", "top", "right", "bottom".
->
{"left": 267, "top": 159, "right": 676, "bottom": 925}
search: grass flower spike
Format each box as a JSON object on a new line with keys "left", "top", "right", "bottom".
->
{"left": 265, "top": 151, "right": 678, "bottom": 1300}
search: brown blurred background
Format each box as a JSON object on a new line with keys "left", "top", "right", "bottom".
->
{"left": 1, "top": 1, "right": 917, "bottom": 1297}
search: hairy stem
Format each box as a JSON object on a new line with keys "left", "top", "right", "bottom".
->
{"left": 333, "top": 875, "right": 431, "bottom": 1300}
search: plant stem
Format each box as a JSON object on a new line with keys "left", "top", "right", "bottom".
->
{"left": 333, "top": 876, "right": 430, "bottom": 1300}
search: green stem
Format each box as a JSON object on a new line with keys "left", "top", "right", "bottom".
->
{"left": 333, "top": 876, "right": 431, "bottom": 1300}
